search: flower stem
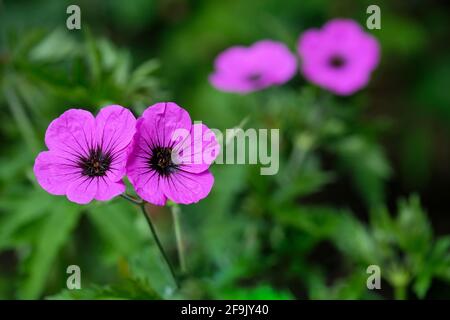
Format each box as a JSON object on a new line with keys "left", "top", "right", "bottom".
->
{"left": 170, "top": 204, "right": 186, "bottom": 273}
{"left": 120, "top": 193, "right": 143, "bottom": 205}
{"left": 139, "top": 203, "right": 179, "bottom": 289}
{"left": 394, "top": 284, "right": 407, "bottom": 300}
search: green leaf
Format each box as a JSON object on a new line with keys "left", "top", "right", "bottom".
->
{"left": 127, "top": 246, "right": 178, "bottom": 298}
{"left": 414, "top": 236, "right": 450, "bottom": 298}
{"left": 275, "top": 205, "right": 377, "bottom": 264}
{"left": 3, "top": 84, "right": 39, "bottom": 153}
{"left": 131, "top": 59, "right": 159, "bottom": 81}
{"left": 218, "top": 284, "right": 294, "bottom": 300}
{"left": 273, "top": 205, "right": 347, "bottom": 239}
{"left": 88, "top": 201, "right": 144, "bottom": 262}
{"left": 187, "top": 164, "right": 249, "bottom": 268}
{"left": 47, "top": 278, "right": 160, "bottom": 300}
{"left": 309, "top": 271, "right": 379, "bottom": 300}
{"left": 333, "top": 135, "right": 391, "bottom": 207}
{"left": 84, "top": 28, "right": 101, "bottom": 83}
{"left": 29, "top": 29, "right": 79, "bottom": 62}
{"left": 395, "top": 195, "right": 432, "bottom": 256}
{"left": 434, "top": 237, "right": 450, "bottom": 281}
{"left": 0, "top": 189, "right": 52, "bottom": 250}
{"left": 273, "top": 168, "right": 334, "bottom": 204}
{"left": 332, "top": 214, "right": 377, "bottom": 264}
{"left": 17, "top": 200, "right": 82, "bottom": 299}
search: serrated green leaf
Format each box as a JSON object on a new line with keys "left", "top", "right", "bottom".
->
{"left": 395, "top": 195, "right": 432, "bottom": 255}
{"left": 273, "top": 205, "right": 346, "bottom": 239}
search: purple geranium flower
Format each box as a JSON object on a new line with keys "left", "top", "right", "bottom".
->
{"left": 209, "top": 40, "right": 298, "bottom": 93}
{"left": 33, "top": 105, "right": 136, "bottom": 204}
{"left": 297, "top": 19, "right": 380, "bottom": 95}
{"left": 126, "top": 102, "right": 219, "bottom": 206}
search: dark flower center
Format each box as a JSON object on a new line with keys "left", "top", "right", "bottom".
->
{"left": 329, "top": 55, "right": 346, "bottom": 68}
{"left": 78, "top": 147, "right": 113, "bottom": 177}
{"left": 247, "top": 73, "right": 262, "bottom": 83}
{"left": 149, "top": 146, "right": 178, "bottom": 177}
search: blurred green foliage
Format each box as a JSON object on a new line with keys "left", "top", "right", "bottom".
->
{"left": 0, "top": 0, "right": 449, "bottom": 300}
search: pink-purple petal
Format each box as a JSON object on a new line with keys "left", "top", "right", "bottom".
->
{"left": 96, "top": 105, "right": 136, "bottom": 156}
{"left": 126, "top": 102, "right": 217, "bottom": 206}
{"left": 105, "top": 148, "right": 129, "bottom": 183}
{"left": 210, "top": 40, "right": 297, "bottom": 93}
{"left": 66, "top": 176, "right": 97, "bottom": 205}
{"left": 174, "top": 123, "right": 219, "bottom": 173}
{"left": 298, "top": 18, "right": 380, "bottom": 95}
{"left": 95, "top": 177, "right": 126, "bottom": 201}
{"left": 126, "top": 138, "right": 167, "bottom": 206}
{"left": 36, "top": 106, "right": 135, "bottom": 205}
{"left": 45, "top": 109, "right": 96, "bottom": 158}
{"left": 133, "top": 170, "right": 168, "bottom": 206}
{"left": 33, "top": 151, "right": 80, "bottom": 195}
{"left": 162, "top": 170, "right": 214, "bottom": 205}
{"left": 95, "top": 105, "right": 136, "bottom": 182}
{"left": 141, "top": 102, "right": 192, "bottom": 147}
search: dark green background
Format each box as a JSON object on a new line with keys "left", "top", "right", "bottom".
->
{"left": 0, "top": 0, "right": 449, "bottom": 299}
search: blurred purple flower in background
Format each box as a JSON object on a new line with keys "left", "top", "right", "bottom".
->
{"left": 126, "top": 102, "right": 218, "bottom": 206}
{"left": 298, "top": 19, "right": 380, "bottom": 95}
{"left": 33, "top": 106, "right": 136, "bottom": 204}
{"left": 209, "top": 40, "right": 297, "bottom": 93}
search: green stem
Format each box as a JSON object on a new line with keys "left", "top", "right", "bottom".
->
{"left": 282, "top": 143, "right": 306, "bottom": 183}
{"left": 170, "top": 204, "right": 186, "bottom": 273}
{"left": 121, "top": 195, "right": 179, "bottom": 289}
{"left": 394, "top": 285, "right": 407, "bottom": 300}
{"left": 139, "top": 203, "right": 179, "bottom": 289}
{"left": 120, "top": 193, "right": 143, "bottom": 205}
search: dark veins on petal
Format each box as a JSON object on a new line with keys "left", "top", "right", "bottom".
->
{"left": 77, "top": 146, "right": 113, "bottom": 177}
{"left": 148, "top": 146, "right": 178, "bottom": 177}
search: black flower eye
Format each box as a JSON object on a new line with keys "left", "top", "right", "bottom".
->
{"left": 247, "top": 73, "right": 262, "bottom": 83}
{"left": 78, "top": 146, "right": 113, "bottom": 177}
{"left": 329, "top": 55, "right": 346, "bottom": 68}
{"left": 148, "top": 146, "right": 178, "bottom": 177}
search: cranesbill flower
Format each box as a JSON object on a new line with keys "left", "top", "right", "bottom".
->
{"left": 209, "top": 40, "right": 297, "bottom": 93}
{"left": 297, "top": 19, "right": 380, "bottom": 95}
{"left": 126, "top": 102, "right": 219, "bottom": 206}
{"left": 33, "top": 105, "right": 136, "bottom": 204}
